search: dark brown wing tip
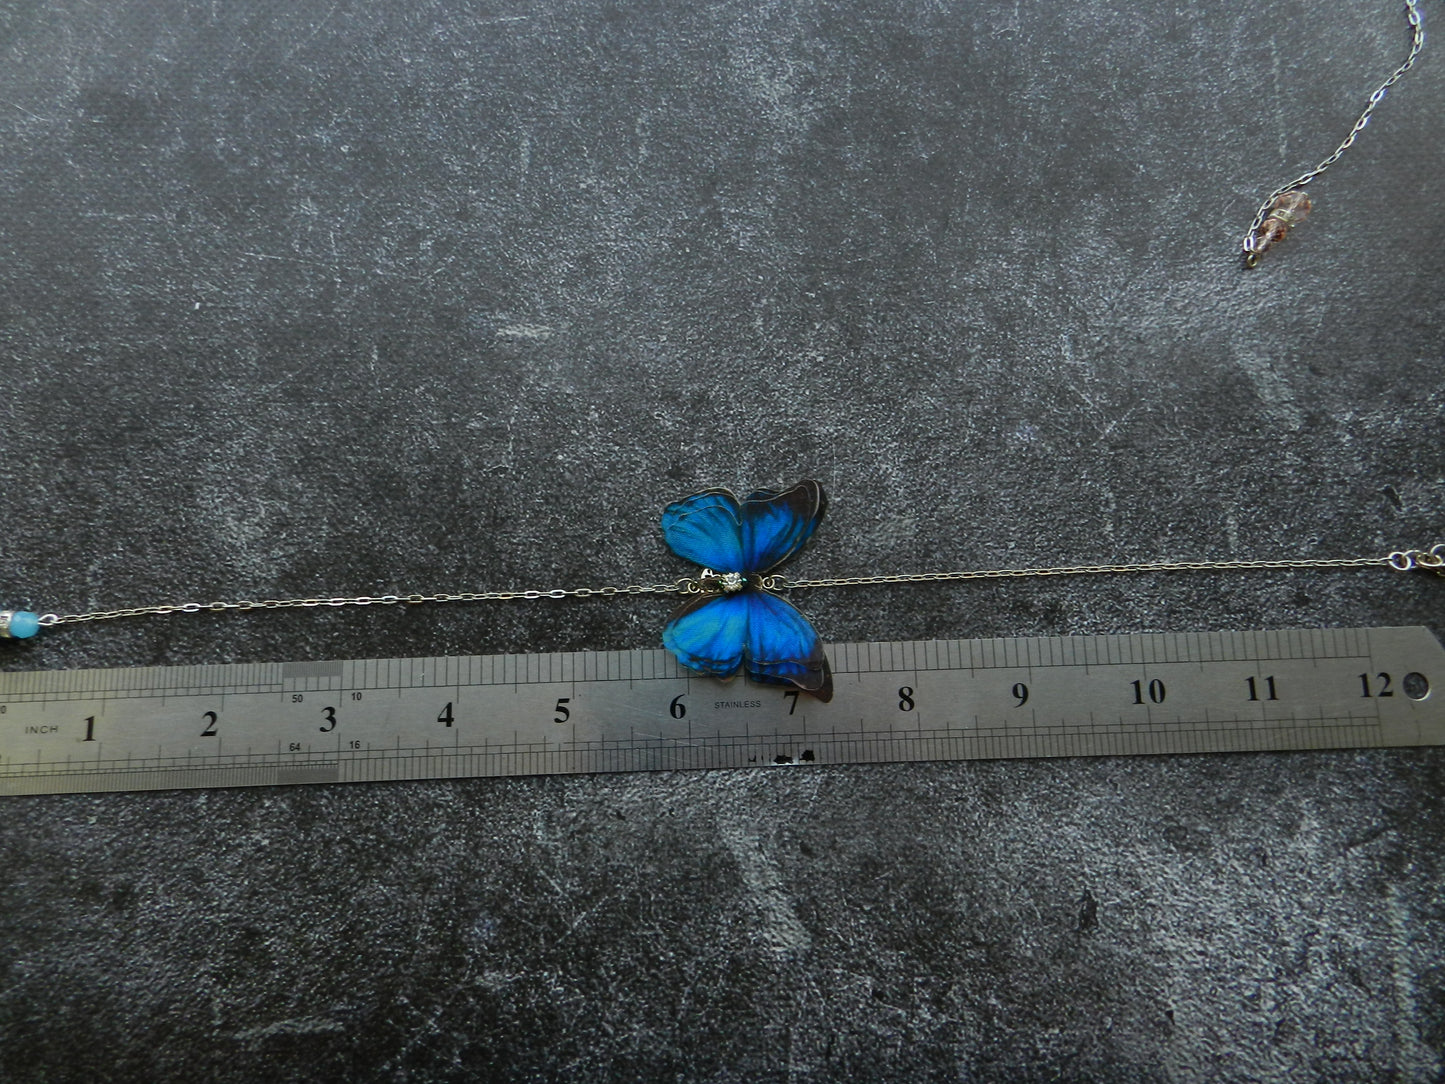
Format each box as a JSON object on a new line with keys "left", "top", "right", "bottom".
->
{"left": 801, "top": 657, "right": 833, "bottom": 703}
{"left": 806, "top": 480, "right": 828, "bottom": 526}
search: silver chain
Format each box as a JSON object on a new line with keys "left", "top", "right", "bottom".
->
{"left": 1243, "top": 0, "right": 1425, "bottom": 266}
{"left": 768, "top": 545, "right": 1444, "bottom": 590}
{"left": 37, "top": 580, "right": 695, "bottom": 627}
{"left": 35, "top": 545, "right": 1443, "bottom": 627}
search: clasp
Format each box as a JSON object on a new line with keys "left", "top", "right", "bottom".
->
{"left": 1387, "top": 545, "right": 1445, "bottom": 574}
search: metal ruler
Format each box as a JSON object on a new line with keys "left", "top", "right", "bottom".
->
{"left": 0, "top": 626, "right": 1440, "bottom": 796}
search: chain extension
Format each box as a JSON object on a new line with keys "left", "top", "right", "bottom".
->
{"left": 23, "top": 544, "right": 1442, "bottom": 630}
{"left": 35, "top": 579, "right": 700, "bottom": 628}
{"left": 766, "top": 545, "right": 1445, "bottom": 591}
{"left": 1242, "top": 0, "right": 1424, "bottom": 267}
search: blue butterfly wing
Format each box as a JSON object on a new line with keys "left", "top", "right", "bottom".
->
{"left": 742, "top": 591, "right": 833, "bottom": 701}
{"left": 663, "top": 589, "right": 832, "bottom": 700}
{"left": 661, "top": 489, "right": 746, "bottom": 572}
{"left": 662, "top": 593, "right": 749, "bottom": 677}
{"left": 740, "top": 480, "right": 827, "bottom": 573}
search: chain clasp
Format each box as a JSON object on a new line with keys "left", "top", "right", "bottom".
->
{"left": 1387, "top": 545, "right": 1445, "bottom": 574}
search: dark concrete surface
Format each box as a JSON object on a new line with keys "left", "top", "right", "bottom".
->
{"left": 1, "top": 0, "right": 1443, "bottom": 1080}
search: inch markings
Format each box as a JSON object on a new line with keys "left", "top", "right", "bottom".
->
{"left": 0, "top": 627, "right": 1440, "bottom": 796}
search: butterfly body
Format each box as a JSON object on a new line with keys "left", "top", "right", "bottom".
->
{"left": 660, "top": 481, "right": 833, "bottom": 702}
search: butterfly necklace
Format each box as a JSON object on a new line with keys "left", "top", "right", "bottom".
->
{"left": 5, "top": 480, "right": 1442, "bottom": 703}
{"left": 2, "top": 8, "right": 1436, "bottom": 683}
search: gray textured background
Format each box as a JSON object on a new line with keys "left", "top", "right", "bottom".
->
{"left": 2, "top": 0, "right": 1443, "bottom": 1080}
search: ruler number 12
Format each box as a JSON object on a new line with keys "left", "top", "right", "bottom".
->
{"left": 1360, "top": 672, "right": 1394, "bottom": 698}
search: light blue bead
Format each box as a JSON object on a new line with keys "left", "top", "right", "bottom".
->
{"left": 5, "top": 611, "right": 40, "bottom": 638}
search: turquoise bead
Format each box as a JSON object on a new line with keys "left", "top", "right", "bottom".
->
{"left": 3, "top": 610, "right": 40, "bottom": 638}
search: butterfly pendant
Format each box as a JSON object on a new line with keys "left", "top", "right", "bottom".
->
{"left": 660, "top": 480, "right": 833, "bottom": 702}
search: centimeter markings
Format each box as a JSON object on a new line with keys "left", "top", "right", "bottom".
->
{"left": 0, "top": 626, "right": 1440, "bottom": 796}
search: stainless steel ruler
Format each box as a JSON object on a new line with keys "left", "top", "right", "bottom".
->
{"left": 0, "top": 626, "right": 1440, "bottom": 796}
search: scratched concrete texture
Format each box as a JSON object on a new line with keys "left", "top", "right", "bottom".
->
{"left": 1, "top": 0, "right": 1443, "bottom": 1080}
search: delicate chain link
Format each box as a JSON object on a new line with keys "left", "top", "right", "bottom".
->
{"left": 767, "top": 545, "right": 1444, "bottom": 591}
{"left": 32, "top": 545, "right": 1441, "bottom": 628}
{"left": 1242, "top": 0, "right": 1424, "bottom": 266}
{"left": 36, "top": 579, "right": 698, "bottom": 628}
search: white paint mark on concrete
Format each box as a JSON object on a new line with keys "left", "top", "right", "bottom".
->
{"left": 1386, "top": 883, "right": 1438, "bottom": 1077}
{"left": 719, "top": 818, "right": 812, "bottom": 954}
{"left": 233, "top": 1016, "right": 346, "bottom": 1042}
{"left": 1233, "top": 350, "right": 1303, "bottom": 430}
{"left": 1224, "top": 508, "right": 1240, "bottom": 554}
{"left": 1269, "top": 36, "right": 1288, "bottom": 162}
